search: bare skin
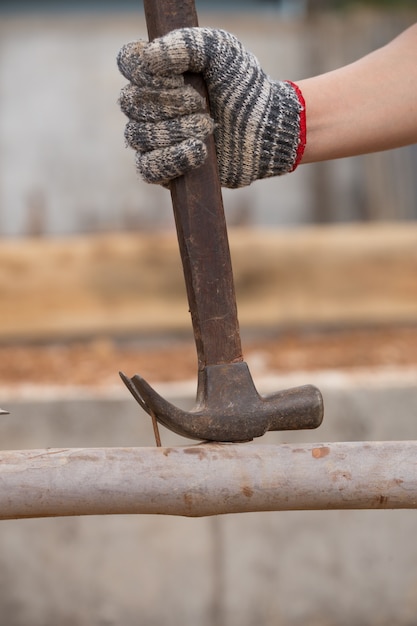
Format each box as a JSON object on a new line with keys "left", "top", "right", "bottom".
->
{"left": 298, "top": 23, "right": 417, "bottom": 164}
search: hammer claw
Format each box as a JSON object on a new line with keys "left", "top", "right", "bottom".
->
{"left": 119, "top": 371, "right": 149, "bottom": 415}
{"left": 120, "top": 362, "right": 323, "bottom": 443}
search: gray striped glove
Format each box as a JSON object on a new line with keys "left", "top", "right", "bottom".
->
{"left": 117, "top": 28, "right": 306, "bottom": 189}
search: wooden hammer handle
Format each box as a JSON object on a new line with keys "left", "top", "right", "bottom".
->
{"left": 143, "top": 0, "right": 243, "bottom": 370}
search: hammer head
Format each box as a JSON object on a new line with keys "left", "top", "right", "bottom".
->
{"left": 120, "top": 361, "right": 323, "bottom": 442}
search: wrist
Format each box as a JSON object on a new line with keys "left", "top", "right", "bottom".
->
{"left": 285, "top": 81, "right": 307, "bottom": 171}
{"left": 259, "top": 80, "right": 306, "bottom": 179}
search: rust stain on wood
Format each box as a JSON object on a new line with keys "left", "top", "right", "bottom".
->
{"left": 312, "top": 446, "right": 330, "bottom": 459}
{"left": 183, "top": 447, "right": 207, "bottom": 460}
{"left": 242, "top": 486, "right": 253, "bottom": 498}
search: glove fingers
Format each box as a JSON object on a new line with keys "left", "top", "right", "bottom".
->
{"left": 125, "top": 114, "right": 214, "bottom": 153}
{"left": 143, "top": 27, "right": 230, "bottom": 76}
{"left": 119, "top": 83, "right": 204, "bottom": 123}
{"left": 136, "top": 139, "right": 208, "bottom": 185}
{"left": 117, "top": 41, "right": 183, "bottom": 89}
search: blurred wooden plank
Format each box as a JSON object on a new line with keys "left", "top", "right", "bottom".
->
{"left": 0, "top": 223, "right": 416, "bottom": 341}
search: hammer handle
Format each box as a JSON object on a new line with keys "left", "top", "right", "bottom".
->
{"left": 143, "top": 0, "right": 243, "bottom": 370}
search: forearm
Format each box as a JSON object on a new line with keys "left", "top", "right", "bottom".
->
{"left": 298, "top": 23, "right": 417, "bottom": 164}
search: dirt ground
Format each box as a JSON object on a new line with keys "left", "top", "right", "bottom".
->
{"left": 1, "top": 324, "right": 416, "bottom": 388}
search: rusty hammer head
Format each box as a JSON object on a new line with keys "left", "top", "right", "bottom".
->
{"left": 120, "top": 361, "right": 323, "bottom": 442}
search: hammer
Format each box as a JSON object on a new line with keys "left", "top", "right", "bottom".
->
{"left": 120, "top": 0, "right": 324, "bottom": 442}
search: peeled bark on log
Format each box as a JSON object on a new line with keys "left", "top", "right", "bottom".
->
{"left": 0, "top": 442, "right": 416, "bottom": 519}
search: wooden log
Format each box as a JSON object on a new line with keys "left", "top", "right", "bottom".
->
{"left": 0, "top": 442, "right": 416, "bottom": 519}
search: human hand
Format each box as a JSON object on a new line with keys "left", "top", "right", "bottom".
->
{"left": 118, "top": 28, "right": 305, "bottom": 188}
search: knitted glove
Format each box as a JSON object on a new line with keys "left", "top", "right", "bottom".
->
{"left": 117, "top": 28, "right": 306, "bottom": 189}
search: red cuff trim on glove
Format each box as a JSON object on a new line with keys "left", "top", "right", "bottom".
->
{"left": 286, "top": 81, "right": 307, "bottom": 171}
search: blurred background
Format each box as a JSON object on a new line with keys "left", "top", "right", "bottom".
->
{"left": 0, "top": 0, "right": 416, "bottom": 237}
{"left": 0, "top": 1, "right": 417, "bottom": 625}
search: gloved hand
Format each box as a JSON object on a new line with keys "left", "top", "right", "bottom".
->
{"left": 117, "top": 28, "right": 306, "bottom": 189}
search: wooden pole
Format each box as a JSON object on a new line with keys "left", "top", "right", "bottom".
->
{"left": 0, "top": 442, "right": 416, "bottom": 519}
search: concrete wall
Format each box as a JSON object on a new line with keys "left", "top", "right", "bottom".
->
{"left": 0, "top": 368, "right": 417, "bottom": 625}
